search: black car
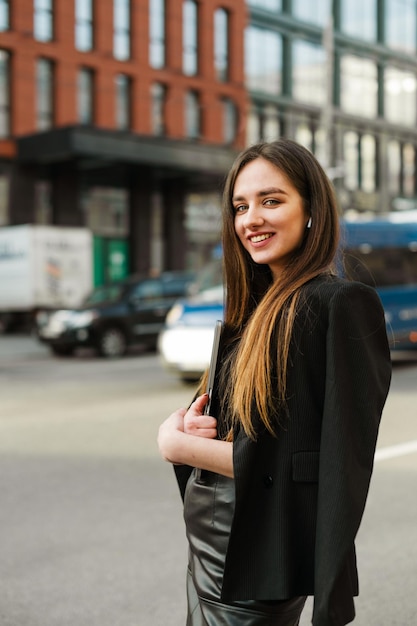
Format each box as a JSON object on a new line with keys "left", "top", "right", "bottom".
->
{"left": 36, "top": 271, "right": 196, "bottom": 358}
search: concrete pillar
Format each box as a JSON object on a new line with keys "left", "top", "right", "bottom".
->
{"left": 51, "top": 164, "right": 83, "bottom": 226}
{"left": 162, "top": 178, "right": 187, "bottom": 270}
{"left": 8, "top": 163, "right": 36, "bottom": 224}
{"left": 129, "top": 167, "right": 153, "bottom": 274}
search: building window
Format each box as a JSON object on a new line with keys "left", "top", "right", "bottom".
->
{"left": 387, "top": 139, "right": 401, "bottom": 195}
{"left": 245, "top": 26, "right": 281, "bottom": 94}
{"left": 149, "top": 0, "right": 165, "bottom": 69}
{"left": 262, "top": 104, "right": 280, "bottom": 141}
{"left": 385, "top": 66, "right": 416, "bottom": 126}
{"left": 246, "top": 103, "right": 281, "bottom": 144}
{"left": 295, "top": 121, "right": 313, "bottom": 152}
{"left": 115, "top": 74, "right": 131, "bottom": 130}
{"left": 385, "top": 0, "right": 416, "bottom": 54}
{"left": 214, "top": 9, "right": 229, "bottom": 82}
{"left": 183, "top": 0, "right": 198, "bottom": 76}
{"left": 246, "top": 106, "right": 261, "bottom": 144}
{"left": 222, "top": 98, "right": 237, "bottom": 143}
{"left": 151, "top": 83, "right": 166, "bottom": 135}
{"left": 34, "top": 0, "right": 54, "bottom": 42}
{"left": 343, "top": 131, "right": 359, "bottom": 191}
{"left": 246, "top": 0, "right": 281, "bottom": 9}
{"left": 344, "top": 132, "right": 377, "bottom": 195}
{"left": 360, "top": 134, "right": 376, "bottom": 193}
{"left": 292, "top": 40, "right": 326, "bottom": 106}
{"left": 114, "top": 0, "right": 130, "bottom": 61}
{"left": 78, "top": 68, "right": 94, "bottom": 124}
{"left": 340, "top": 55, "right": 378, "bottom": 118}
{"left": 292, "top": 0, "right": 331, "bottom": 27}
{"left": 36, "top": 58, "right": 54, "bottom": 130}
{"left": 0, "top": 0, "right": 10, "bottom": 31}
{"left": 0, "top": 50, "right": 10, "bottom": 138}
{"left": 75, "top": 0, "right": 93, "bottom": 52}
{"left": 341, "top": 0, "right": 376, "bottom": 42}
{"left": 185, "top": 90, "right": 200, "bottom": 139}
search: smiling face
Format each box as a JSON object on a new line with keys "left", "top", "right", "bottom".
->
{"left": 232, "top": 157, "right": 310, "bottom": 280}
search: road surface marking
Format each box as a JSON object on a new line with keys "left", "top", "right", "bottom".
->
{"left": 375, "top": 439, "right": 417, "bottom": 462}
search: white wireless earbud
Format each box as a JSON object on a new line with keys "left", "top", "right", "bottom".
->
{"left": 306, "top": 217, "right": 312, "bottom": 229}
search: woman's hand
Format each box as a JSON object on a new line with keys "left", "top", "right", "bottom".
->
{"left": 157, "top": 396, "right": 233, "bottom": 477}
{"left": 184, "top": 394, "right": 217, "bottom": 439}
{"left": 157, "top": 395, "right": 217, "bottom": 465}
{"left": 157, "top": 407, "right": 186, "bottom": 463}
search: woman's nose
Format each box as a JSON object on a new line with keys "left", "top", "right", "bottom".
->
{"left": 243, "top": 205, "right": 264, "bottom": 228}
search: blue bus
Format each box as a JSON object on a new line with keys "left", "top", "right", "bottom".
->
{"left": 341, "top": 213, "right": 417, "bottom": 351}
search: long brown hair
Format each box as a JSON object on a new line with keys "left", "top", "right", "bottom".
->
{"left": 201, "top": 139, "right": 340, "bottom": 439}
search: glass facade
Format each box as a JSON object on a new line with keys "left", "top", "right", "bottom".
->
{"left": 340, "top": 55, "right": 378, "bottom": 118}
{"left": 245, "top": 26, "right": 281, "bottom": 94}
{"left": 385, "top": 66, "right": 416, "bottom": 126}
{"left": 36, "top": 58, "right": 54, "bottom": 130}
{"left": 149, "top": 0, "right": 165, "bottom": 69}
{"left": 34, "top": 0, "right": 54, "bottom": 42}
{"left": 183, "top": 0, "right": 198, "bottom": 76}
{"left": 292, "top": 0, "right": 331, "bottom": 26}
{"left": 385, "top": 0, "right": 417, "bottom": 54}
{"left": 292, "top": 40, "right": 326, "bottom": 106}
{"left": 244, "top": 0, "right": 417, "bottom": 212}
{"left": 0, "top": 0, "right": 9, "bottom": 31}
{"left": 78, "top": 68, "right": 94, "bottom": 125}
{"left": 214, "top": 8, "right": 229, "bottom": 82}
{"left": 75, "top": 0, "right": 94, "bottom": 52}
{"left": 0, "top": 49, "right": 9, "bottom": 138}
{"left": 115, "top": 74, "right": 131, "bottom": 130}
{"left": 247, "top": 0, "right": 281, "bottom": 10}
{"left": 341, "top": 0, "right": 377, "bottom": 41}
{"left": 114, "top": 0, "right": 130, "bottom": 61}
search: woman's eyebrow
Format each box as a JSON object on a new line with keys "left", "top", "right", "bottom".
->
{"left": 258, "top": 187, "right": 287, "bottom": 197}
{"left": 232, "top": 187, "right": 288, "bottom": 202}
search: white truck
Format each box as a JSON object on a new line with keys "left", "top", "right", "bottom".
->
{"left": 0, "top": 225, "right": 93, "bottom": 332}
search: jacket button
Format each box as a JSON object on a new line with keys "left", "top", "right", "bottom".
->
{"left": 263, "top": 475, "right": 273, "bottom": 488}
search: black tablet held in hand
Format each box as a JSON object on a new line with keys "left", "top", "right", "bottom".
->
{"left": 204, "top": 320, "right": 223, "bottom": 416}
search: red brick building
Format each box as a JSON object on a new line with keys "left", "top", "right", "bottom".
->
{"left": 0, "top": 0, "right": 247, "bottom": 277}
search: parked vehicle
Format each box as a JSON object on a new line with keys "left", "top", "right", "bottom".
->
{"left": 36, "top": 271, "right": 195, "bottom": 358}
{"left": 158, "top": 284, "right": 223, "bottom": 383}
{"left": 158, "top": 258, "right": 223, "bottom": 382}
{"left": 0, "top": 225, "right": 93, "bottom": 332}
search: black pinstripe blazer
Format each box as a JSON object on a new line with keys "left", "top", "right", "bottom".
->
{"left": 175, "top": 275, "right": 392, "bottom": 626}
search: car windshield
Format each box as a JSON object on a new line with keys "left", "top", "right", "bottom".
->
{"left": 83, "top": 284, "right": 125, "bottom": 305}
{"left": 188, "top": 259, "right": 223, "bottom": 295}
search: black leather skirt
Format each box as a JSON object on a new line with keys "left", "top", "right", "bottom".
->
{"left": 184, "top": 468, "right": 307, "bottom": 626}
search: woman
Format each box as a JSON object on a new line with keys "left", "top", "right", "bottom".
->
{"left": 158, "top": 139, "right": 391, "bottom": 626}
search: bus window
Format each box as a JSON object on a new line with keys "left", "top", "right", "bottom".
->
{"left": 343, "top": 246, "right": 417, "bottom": 288}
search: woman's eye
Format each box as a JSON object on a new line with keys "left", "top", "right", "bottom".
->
{"left": 234, "top": 204, "right": 247, "bottom": 213}
{"left": 264, "top": 198, "right": 279, "bottom": 207}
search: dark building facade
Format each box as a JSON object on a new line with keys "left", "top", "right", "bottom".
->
{"left": 0, "top": 0, "right": 248, "bottom": 278}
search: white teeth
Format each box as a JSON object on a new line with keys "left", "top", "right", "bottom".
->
{"left": 251, "top": 234, "right": 272, "bottom": 243}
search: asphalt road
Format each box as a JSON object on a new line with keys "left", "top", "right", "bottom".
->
{"left": 0, "top": 336, "right": 416, "bottom": 626}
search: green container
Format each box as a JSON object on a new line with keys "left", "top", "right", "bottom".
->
{"left": 93, "top": 236, "right": 129, "bottom": 286}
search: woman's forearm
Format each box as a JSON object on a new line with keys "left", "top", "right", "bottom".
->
{"left": 163, "top": 429, "right": 234, "bottom": 478}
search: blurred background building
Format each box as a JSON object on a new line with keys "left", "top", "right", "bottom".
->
{"left": 1, "top": 0, "right": 417, "bottom": 280}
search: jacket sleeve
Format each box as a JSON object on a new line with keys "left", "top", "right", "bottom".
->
{"left": 312, "top": 282, "right": 391, "bottom": 626}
